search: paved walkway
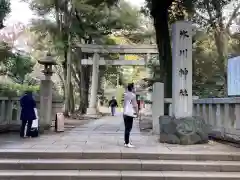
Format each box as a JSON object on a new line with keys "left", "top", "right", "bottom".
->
{"left": 0, "top": 114, "right": 238, "bottom": 152}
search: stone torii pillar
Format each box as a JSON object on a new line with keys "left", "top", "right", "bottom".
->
{"left": 86, "top": 53, "right": 100, "bottom": 115}
{"left": 38, "top": 53, "right": 56, "bottom": 131}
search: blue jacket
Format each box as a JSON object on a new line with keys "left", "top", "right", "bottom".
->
{"left": 20, "top": 93, "right": 36, "bottom": 121}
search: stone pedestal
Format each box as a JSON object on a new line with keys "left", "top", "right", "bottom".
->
{"left": 87, "top": 53, "right": 100, "bottom": 115}
{"left": 172, "top": 21, "right": 193, "bottom": 118}
{"left": 39, "top": 79, "right": 53, "bottom": 130}
{"left": 152, "top": 82, "right": 164, "bottom": 134}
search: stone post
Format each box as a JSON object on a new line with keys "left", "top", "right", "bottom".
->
{"left": 40, "top": 80, "right": 52, "bottom": 130}
{"left": 172, "top": 21, "right": 193, "bottom": 118}
{"left": 38, "top": 53, "right": 56, "bottom": 131}
{"left": 152, "top": 82, "right": 164, "bottom": 134}
{"left": 87, "top": 53, "right": 100, "bottom": 115}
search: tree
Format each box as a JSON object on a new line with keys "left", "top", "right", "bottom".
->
{"left": 27, "top": 0, "right": 141, "bottom": 114}
{"left": 0, "top": 23, "right": 26, "bottom": 50}
{"left": 0, "top": 41, "right": 11, "bottom": 62}
{"left": 141, "top": 0, "right": 196, "bottom": 114}
{"left": 0, "top": 0, "right": 11, "bottom": 62}
{"left": 193, "top": 0, "right": 240, "bottom": 94}
{"left": 0, "top": 23, "right": 35, "bottom": 84}
{"left": 0, "top": 0, "right": 10, "bottom": 29}
{"left": 143, "top": 0, "right": 195, "bottom": 88}
{"left": 142, "top": 0, "right": 240, "bottom": 100}
{"left": 192, "top": 31, "right": 225, "bottom": 97}
{"left": 1, "top": 51, "right": 35, "bottom": 84}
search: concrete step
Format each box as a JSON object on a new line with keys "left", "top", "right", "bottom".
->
{"left": 1, "top": 150, "right": 240, "bottom": 161}
{"left": 0, "top": 159, "right": 239, "bottom": 172}
{"left": 0, "top": 170, "right": 239, "bottom": 180}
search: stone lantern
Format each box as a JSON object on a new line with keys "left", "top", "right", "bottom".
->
{"left": 38, "top": 52, "right": 56, "bottom": 132}
{"left": 38, "top": 52, "right": 56, "bottom": 79}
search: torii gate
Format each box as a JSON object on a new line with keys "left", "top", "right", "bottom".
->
{"left": 79, "top": 44, "right": 158, "bottom": 115}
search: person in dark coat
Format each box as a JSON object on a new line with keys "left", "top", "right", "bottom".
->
{"left": 109, "top": 96, "right": 118, "bottom": 116}
{"left": 20, "top": 91, "right": 36, "bottom": 138}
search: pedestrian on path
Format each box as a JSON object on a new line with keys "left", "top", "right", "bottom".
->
{"left": 20, "top": 91, "right": 37, "bottom": 138}
{"left": 123, "top": 83, "right": 138, "bottom": 148}
{"left": 108, "top": 96, "right": 118, "bottom": 116}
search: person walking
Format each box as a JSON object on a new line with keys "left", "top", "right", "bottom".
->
{"left": 123, "top": 83, "right": 138, "bottom": 148}
{"left": 20, "top": 91, "right": 37, "bottom": 138}
{"left": 109, "top": 96, "right": 118, "bottom": 116}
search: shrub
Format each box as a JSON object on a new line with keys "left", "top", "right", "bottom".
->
{"left": 0, "top": 82, "right": 63, "bottom": 100}
{"left": 0, "top": 82, "right": 39, "bottom": 97}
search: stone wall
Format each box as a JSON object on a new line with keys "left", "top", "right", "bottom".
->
{"left": 161, "top": 98, "right": 240, "bottom": 143}
{"left": 0, "top": 97, "right": 63, "bottom": 132}
{"left": 140, "top": 96, "right": 240, "bottom": 144}
{"left": 193, "top": 98, "right": 240, "bottom": 144}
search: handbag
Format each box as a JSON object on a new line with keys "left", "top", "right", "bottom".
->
{"left": 30, "top": 108, "right": 39, "bottom": 137}
{"left": 124, "top": 100, "right": 137, "bottom": 118}
{"left": 32, "top": 108, "right": 38, "bottom": 129}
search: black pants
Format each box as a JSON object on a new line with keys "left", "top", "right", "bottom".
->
{"left": 20, "top": 119, "right": 33, "bottom": 137}
{"left": 123, "top": 115, "right": 133, "bottom": 144}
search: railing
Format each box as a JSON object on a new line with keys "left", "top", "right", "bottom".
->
{"left": 0, "top": 97, "right": 63, "bottom": 132}
{"left": 193, "top": 98, "right": 240, "bottom": 143}
{"left": 162, "top": 97, "right": 240, "bottom": 143}
{"left": 0, "top": 97, "right": 21, "bottom": 131}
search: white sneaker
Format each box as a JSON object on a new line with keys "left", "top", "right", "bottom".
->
{"left": 124, "top": 143, "right": 135, "bottom": 148}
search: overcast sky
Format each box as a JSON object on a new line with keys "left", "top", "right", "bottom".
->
{"left": 6, "top": 0, "right": 145, "bottom": 25}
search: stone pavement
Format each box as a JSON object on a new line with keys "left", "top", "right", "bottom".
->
{"left": 0, "top": 114, "right": 238, "bottom": 152}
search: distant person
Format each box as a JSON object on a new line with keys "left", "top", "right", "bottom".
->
{"left": 123, "top": 83, "right": 138, "bottom": 148}
{"left": 20, "top": 91, "right": 37, "bottom": 138}
{"left": 109, "top": 96, "right": 118, "bottom": 116}
{"left": 136, "top": 94, "right": 141, "bottom": 111}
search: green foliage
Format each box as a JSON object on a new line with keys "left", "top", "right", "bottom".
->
{"left": 116, "top": 86, "right": 125, "bottom": 107}
{"left": 27, "top": 0, "right": 154, "bottom": 112}
{"left": 0, "top": 82, "right": 63, "bottom": 100}
{"left": 142, "top": 0, "right": 240, "bottom": 98}
{"left": 0, "top": 82, "right": 39, "bottom": 97}
{"left": 192, "top": 33, "right": 221, "bottom": 97}
{"left": 28, "top": 0, "right": 139, "bottom": 41}
{"left": 142, "top": 0, "right": 197, "bottom": 21}
{"left": 0, "top": 41, "right": 12, "bottom": 62}
{"left": 1, "top": 52, "right": 35, "bottom": 84}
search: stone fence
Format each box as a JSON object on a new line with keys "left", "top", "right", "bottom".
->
{"left": 0, "top": 97, "right": 63, "bottom": 132}
{"left": 162, "top": 97, "right": 240, "bottom": 143}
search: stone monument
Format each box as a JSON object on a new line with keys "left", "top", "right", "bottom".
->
{"left": 38, "top": 52, "right": 56, "bottom": 131}
{"left": 158, "top": 21, "right": 209, "bottom": 145}
{"left": 172, "top": 21, "right": 193, "bottom": 118}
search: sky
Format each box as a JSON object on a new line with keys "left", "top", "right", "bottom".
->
{"left": 6, "top": 0, "right": 145, "bottom": 25}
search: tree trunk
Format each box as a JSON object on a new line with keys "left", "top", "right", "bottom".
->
{"left": 64, "top": 29, "right": 72, "bottom": 116}
{"left": 98, "top": 66, "right": 105, "bottom": 94}
{"left": 54, "top": 66, "right": 65, "bottom": 97}
{"left": 54, "top": 0, "right": 69, "bottom": 113}
{"left": 152, "top": 5, "right": 172, "bottom": 115}
{"left": 213, "top": 30, "right": 228, "bottom": 96}
{"left": 63, "top": 0, "right": 74, "bottom": 116}
{"left": 69, "top": 81, "right": 75, "bottom": 113}
{"left": 79, "top": 65, "right": 91, "bottom": 114}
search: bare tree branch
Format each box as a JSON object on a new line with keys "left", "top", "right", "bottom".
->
{"left": 226, "top": 3, "right": 240, "bottom": 33}
{"left": 195, "top": 11, "right": 210, "bottom": 22}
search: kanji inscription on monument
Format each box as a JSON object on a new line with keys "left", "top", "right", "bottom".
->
{"left": 172, "top": 21, "right": 193, "bottom": 118}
